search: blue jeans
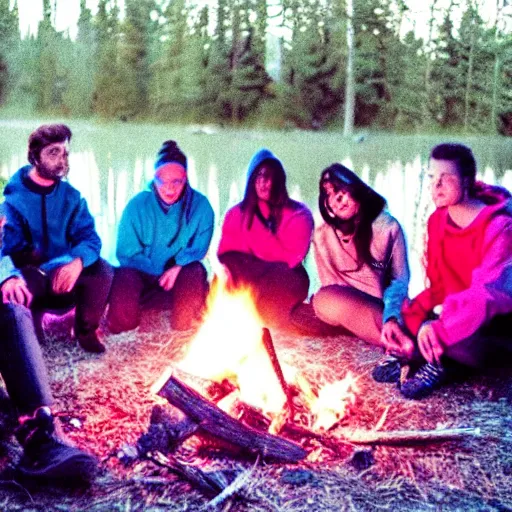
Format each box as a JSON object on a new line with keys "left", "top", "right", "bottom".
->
{"left": 0, "top": 303, "right": 53, "bottom": 415}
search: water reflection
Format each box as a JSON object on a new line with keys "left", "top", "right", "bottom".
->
{"left": 1, "top": 122, "right": 510, "bottom": 299}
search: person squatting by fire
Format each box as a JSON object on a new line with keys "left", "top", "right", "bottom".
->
{"left": 1, "top": 124, "right": 512, "bottom": 486}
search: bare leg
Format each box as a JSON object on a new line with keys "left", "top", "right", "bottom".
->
{"left": 312, "top": 285, "right": 384, "bottom": 346}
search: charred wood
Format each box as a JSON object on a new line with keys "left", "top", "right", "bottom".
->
{"left": 157, "top": 373, "right": 308, "bottom": 463}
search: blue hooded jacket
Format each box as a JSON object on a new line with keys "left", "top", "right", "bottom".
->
{"left": 244, "top": 148, "right": 286, "bottom": 198}
{"left": 2, "top": 165, "right": 101, "bottom": 271}
{"left": 116, "top": 181, "right": 214, "bottom": 276}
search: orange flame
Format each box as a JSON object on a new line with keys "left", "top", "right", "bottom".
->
{"left": 153, "top": 264, "right": 359, "bottom": 431}
{"left": 309, "top": 372, "right": 359, "bottom": 432}
{"left": 177, "top": 272, "right": 287, "bottom": 415}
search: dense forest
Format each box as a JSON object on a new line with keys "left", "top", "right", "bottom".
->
{"left": 0, "top": 0, "right": 511, "bottom": 134}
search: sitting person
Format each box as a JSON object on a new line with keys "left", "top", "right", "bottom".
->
{"left": 107, "top": 140, "right": 214, "bottom": 333}
{"left": 0, "top": 248, "right": 97, "bottom": 484}
{"left": 388, "top": 143, "right": 512, "bottom": 399}
{"left": 312, "top": 163, "right": 411, "bottom": 356}
{"left": 1, "top": 124, "right": 113, "bottom": 353}
{"left": 217, "top": 148, "right": 314, "bottom": 331}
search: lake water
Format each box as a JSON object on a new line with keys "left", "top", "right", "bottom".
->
{"left": 1, "top": 119, "right": 511, "bottom": 296}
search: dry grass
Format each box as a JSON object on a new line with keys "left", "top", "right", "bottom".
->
{"left": 1, "top": 310, "right": 512, "bottom": 511}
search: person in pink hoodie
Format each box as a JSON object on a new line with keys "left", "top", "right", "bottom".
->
{"left": 383, "top": 143, "right": 512, "bottom": 399}
{"left": 217, "top": 148, "right": 314, "bottom": 331}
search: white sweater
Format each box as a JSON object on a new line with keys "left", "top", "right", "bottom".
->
{"left": 313, "top": 211, "right": 410, "bottom": 323}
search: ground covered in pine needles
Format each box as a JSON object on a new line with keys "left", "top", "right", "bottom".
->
{"left": 1, "top": 310, "right": 511, "bottom": 512}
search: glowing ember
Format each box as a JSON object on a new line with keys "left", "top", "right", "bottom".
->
{"left": 309, "top": 372, "right": 359, "bottom": 432}
{"left": 178, "top": 276, "right": 287, "bottom": 415}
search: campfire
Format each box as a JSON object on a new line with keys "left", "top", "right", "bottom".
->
{"left": 151, "top": 273, "right": 359, "bottom": 447}
{"left": 135, "top": 273, "right": 481, "bottom": 505}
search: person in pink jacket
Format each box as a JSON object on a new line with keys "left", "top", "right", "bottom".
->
{"left": 384, "top": 143, "right": 512, "bottom": 399}
{"left": 217, "top": 148, "right": 314, "bottom": 331}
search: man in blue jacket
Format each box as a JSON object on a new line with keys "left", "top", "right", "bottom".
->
{"left": 0, "top": 238, "right": 97, "bottom": 484}
{"left": 2, "top": 124, "right": 113, "bottom": 353}
{"left": 107, "top": 140, "right": 214, "bottom": 333}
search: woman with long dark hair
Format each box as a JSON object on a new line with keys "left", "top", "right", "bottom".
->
{"left": 217, "top": 148, "right": 314, "bottom": 331}
{"left": 312, "top": 163, "right": 411, "bottom": 354}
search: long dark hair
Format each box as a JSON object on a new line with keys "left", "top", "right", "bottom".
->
{"left": 241, "top": 158, "right": 291, "bottom": 232}
{"left": 319, "top": 163, "right": 386, "bottom": 269}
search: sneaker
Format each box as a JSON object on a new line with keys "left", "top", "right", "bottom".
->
{"left": 77, "top": 331, "right": 106, "bottom": 353}
{"left": 400, "top": 362, "right": 446, "bottom": 400}
{"left": 15, "top": 408, "right": 98, "bottom": 485}
{"left": 372, "top": 356, "right": 402, "bottom": 383}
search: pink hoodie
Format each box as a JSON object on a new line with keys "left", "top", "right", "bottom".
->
{"left": 403, "top": 197, "right": 512, "bottom": 347}
{"left": 218, "top": 202, "right": 314, "bottom": 269}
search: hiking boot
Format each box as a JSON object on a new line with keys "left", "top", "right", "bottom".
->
{"left": 372, "top": 356, "right": 402, "bottom": 383}
{"left": 77, "top": 331, "right": 106, "bottom": 353}
{"left": 15, "top": 408, "right": 98, "bottom": 485}
{"left": 399, "top": 362, "right": 446, "bottom": 400}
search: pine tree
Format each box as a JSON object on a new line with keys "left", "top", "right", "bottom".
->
{"left": 36, "top": 0, "right": 61, "bottom": 112}
{"left": 118, "top": 0, "right": 156, "bottom": 117}
{"left": 280, "top": 0, "right": 339, "bottom": 128}
{"left": 0, "top": 0, "right": 20, "bottom": 105}
{"left": 429, "top": 6, "right": 465, "bottom": 128}
{"left": 203, "top": 0, "right": 233, "bottom": 120}
{"left": 93, "top": 0, "right": 135, "bottom": 119}
{"left": 62, "top": 0, "right": 96, "bottom": 116}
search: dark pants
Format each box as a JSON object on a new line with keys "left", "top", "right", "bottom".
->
{"left": 443, "top": 313, "right": 512, "bottom": 368}
{"left": 22, "top": 258, "right": 113, "bottom": 338}
{"left": 0, "top": 303, "right": 53, "bottom": 416}
{"left": 107, "top": 262, "right": 209, "bottom": 333}
{"left": 218, "top": 251, "right": 310, "bottom": 331}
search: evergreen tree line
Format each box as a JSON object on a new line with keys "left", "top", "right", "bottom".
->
{"left": 0, "top": 0, "right": 511, "bottom": 134}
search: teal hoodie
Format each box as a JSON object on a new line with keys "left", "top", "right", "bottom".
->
{"left": 116, "top": 182, "right": 214, "bottom": 276}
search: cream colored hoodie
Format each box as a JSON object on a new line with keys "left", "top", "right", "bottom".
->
{"left": 313, "top": 211, "right": 410, "bottom": 323}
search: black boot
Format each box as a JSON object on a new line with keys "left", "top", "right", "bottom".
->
{"left": 77, "top": 330, "right": 106, "bottom": 353}
{"left": 15, "top": 408, "right": 98, "bottom": 485}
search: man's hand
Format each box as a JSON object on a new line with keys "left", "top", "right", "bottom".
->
{"left": 380, "top": 318, "right": 415, "bottom": 359}
{"left": 51, "top": 258, "right": 83, "bottom": 294}
{"left": 1, "top": 277, "right": 33, "bottom": 307}
{"left": 417, "top": 321, "right": 444, "bottom": 364}
{"left": 159, "top": 265, "right": 182, "bottom": 292}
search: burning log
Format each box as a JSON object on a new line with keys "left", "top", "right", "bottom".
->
{"left": 157, "top": 372, "right": 308, "bottom": 463}
{"left": 336, "top": 426, "right": 481, "bottom": 445}
{"left": 261, "top": 328, "right": 294, "bottom": 415}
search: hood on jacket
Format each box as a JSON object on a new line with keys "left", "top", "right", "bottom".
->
{"left": 244, "top": 148, "right": 286, "bottom": 199}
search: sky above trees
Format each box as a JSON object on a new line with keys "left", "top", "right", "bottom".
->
{"left": 15, "top": 0, "right": 510, "bottom": 40}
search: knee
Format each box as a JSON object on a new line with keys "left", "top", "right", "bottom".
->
{"left": 107, "top": 312, "right": 139, "bottom": 334}
{"left": 180, "top": 262, "right": 207, "bottom": 286}
{"left": 0, "top": 302, "right": 32, "bottom": 324}
{"left": 312, "top": 286, "right": 347, "bottom": 325}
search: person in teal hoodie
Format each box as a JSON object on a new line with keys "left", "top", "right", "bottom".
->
{"left": 2, "top": 124, "right": 113, "bottom": 353}
{"left": 107, "top": 140, "right": 214, "bottom": 333}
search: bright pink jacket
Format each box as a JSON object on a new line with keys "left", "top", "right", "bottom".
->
{"left": 402, "top": 198, "right": 512, "bottom": 347}
{"left": 217, "top": 201, "right": 314, "bottom": 268}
